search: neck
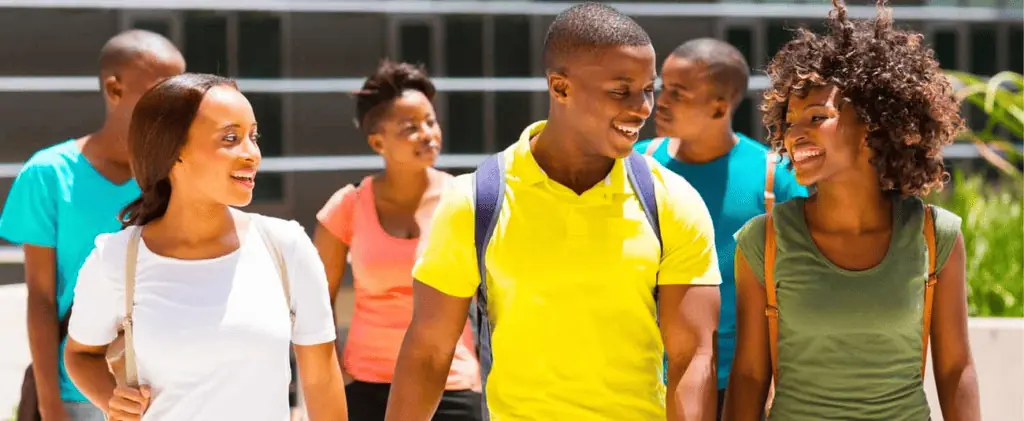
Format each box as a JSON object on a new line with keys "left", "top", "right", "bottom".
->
{"left": 807, "top": 172, "right": 891, "bottom": 233}
{"left": 669, "top": 124, "right": 737, "bottom": 164}
{"left": 159, "top": 192, "right": 236, "bottom": 243}
{"left": 377, "top": 165, "right": 431, "bottom": 204}
{"left": 532, "top": 117, "right": 614, "bottom": 194}
{"left": 81, "top": 120, "right": 129, "bottom": 166}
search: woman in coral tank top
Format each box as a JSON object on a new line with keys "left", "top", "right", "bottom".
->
{"left": 312, "top": 59, "right": 481, "bottom": 421}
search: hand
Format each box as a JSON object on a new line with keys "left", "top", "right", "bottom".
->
{"left": 106, "top": 385, "right": 152, "bottom": 421}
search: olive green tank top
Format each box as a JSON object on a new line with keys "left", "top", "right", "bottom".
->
{"left": 735, "top": 195, "right": 961, "bottom": 421}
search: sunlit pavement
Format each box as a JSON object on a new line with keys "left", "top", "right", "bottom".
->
{"left": 0, "top": 283, "right": 28, "bottom": 415}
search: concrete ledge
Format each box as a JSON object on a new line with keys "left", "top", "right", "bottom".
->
{"left": 0, "top": 284, "right": 1020, "bottom": 418}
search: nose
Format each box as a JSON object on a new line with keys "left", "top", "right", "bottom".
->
{"left": 627, "top": 90, "right": 654, "bottom": 120}
{"left": 239, "top": 136, "right": 262, "bottom": 163}
{"left": 783, "top": 124, "right": 807, "bottom": 149}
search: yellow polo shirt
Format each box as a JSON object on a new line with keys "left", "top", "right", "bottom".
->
{"left": 413, "top": 121, "right": 720, "bottom": 420}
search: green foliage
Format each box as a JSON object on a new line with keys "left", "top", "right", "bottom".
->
{"left": 927, "top": 171, "right": 1024, "bottom": 318}
{"left": 944, "top": 70, "right": 1023, "bottom": 181}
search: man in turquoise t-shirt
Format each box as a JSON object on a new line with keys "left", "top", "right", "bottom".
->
{"left": 634, "top": 38, "right": 807, "bottom": 419}
{"left": 0, "top": 30, "right": 184, "bottom": 421}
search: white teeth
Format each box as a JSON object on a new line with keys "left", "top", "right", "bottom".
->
{"left": 614, "top": 124, "right": 640, "bottom": 136}
{"left": 793, "top": 148, "right": 824, "bottom": 162}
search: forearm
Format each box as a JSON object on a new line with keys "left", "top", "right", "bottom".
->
{"left": 937, "top": 363, "right": 981, "bottom": 421}
{"left": 385, "top": 331, "right": 454, "bottom": 421}
{"left": 722, "top": 371, "right": 770, "bottom": 421}
{"left": 669, "top": 353, "right": 717, "bottom": 421}
{"left": 301, "top": 369, "right": 348, "bottom": 421}
{"left": 63, "top": 351, "right": 116, "bottom": 413}
{"left": 26, "top": 299, "right": 64, "bottom": 408}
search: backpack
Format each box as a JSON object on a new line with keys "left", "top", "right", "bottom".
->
{"left": 470, "top": 151, "right": 662, "bottom": 420}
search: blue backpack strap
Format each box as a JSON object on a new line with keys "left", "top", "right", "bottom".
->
{"left": 471, "top": 152, "right": 505, "bottom": 421}
{"left": 624, "top": 152, "right": 663, "bottom": 257}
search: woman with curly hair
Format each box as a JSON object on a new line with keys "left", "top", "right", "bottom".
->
{"left": 312, "top": 59, "right": 482, "bottom": 420}
{"left": 723, "top": 1, "right": 981, "bottom": 420}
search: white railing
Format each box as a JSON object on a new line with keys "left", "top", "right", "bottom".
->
{"left": 0, "top": 1, "right": 1018, "bottom": 22}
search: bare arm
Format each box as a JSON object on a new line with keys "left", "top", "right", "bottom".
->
{"left": 931, "top": 234, "right": 981, "bottom": 421}
{"left": 661, "top": 284, "right": 720, "bottom": 421}
{"left": 295, "top": 342, "right": 348, "bottom": 421}
{"left": 24, "top": 245, "right": 67, "bottom": 420}
{"left": 312, "top": 223, "right": 349, "bottom": 307}
{"left": 385, "top": 281, "right": 472, "bottom": 421}
{"left": 722, "top": 249, "right": 772, "bottom": 421}
{"left": 63, "top": 338, "right": 116, "bottom": 413}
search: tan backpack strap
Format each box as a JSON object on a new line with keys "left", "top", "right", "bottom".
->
{"left": 921, "top": 205, "right": 938, "bottom": 378}
{"left": 764, "top": 214, "right": 780, "bottom": 381}
{"left": 765, "top": 152, "right": 778, "bottom": 213}
{"left": 123, "top": 227, "right": 142, "bottom": 387}
{"left": 252, "top": 215, "right": 296, "bottom": 327}
{"left": 644, "top": 137, "right": 667, "bottom": 157}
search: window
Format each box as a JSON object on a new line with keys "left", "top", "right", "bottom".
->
{"left": 179, "top": 11, "right": 285, "bottom": 203}
{"left": 726, "top": 27, "right": 755, "bottom": 70}
{"left": 933, "top": 29, "right": 960, "bottom": 70}
{"left": 394, "top": 15, "right": 535, "bottom": 154}
{"left": 1009, "top": 26, "right": 1023, "bottom": 73}
{"left": 399, "top": 22, "right": 434, "bottom": 72}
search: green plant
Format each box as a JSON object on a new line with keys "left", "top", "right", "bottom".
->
{"left": 944, "top": 70, "right": 1023, "bottom": 181}
{"left": 927, "top": 171, "right": 1024, "bottom": 318}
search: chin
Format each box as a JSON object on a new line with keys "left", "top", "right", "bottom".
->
{"left": 225, "top": 193, "right": 254, "bottom": 208}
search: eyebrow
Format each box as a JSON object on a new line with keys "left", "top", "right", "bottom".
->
{"left": 218, "top": 122, "right": 257, "bottom": 130}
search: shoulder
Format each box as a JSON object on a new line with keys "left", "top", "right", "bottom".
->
{"left": 633, "top": 138, "right": 656, "bottom": 154}
{"left": 87, "top": 227, "right": 137, "bottom": 270}
{"left": 251, "top": 213, "right": 307, "bottom": 241}
{"left": 735, "top": 134, "right": 770, "bottom": 154}
{"left": 649, "top": 157, "right": 702, "bottom": 208}
{"left": 14, "top": 141, "right": 79, "bottom": 181}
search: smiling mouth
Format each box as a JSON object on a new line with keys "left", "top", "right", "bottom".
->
{"left": 613, "top": 123, "right": 641, "bottom": 139}
{"left": 791, "top": 146, "right": 825, "bottom": 164}
{"left": 230, "top": 173, "right": 256, "bottom": 187}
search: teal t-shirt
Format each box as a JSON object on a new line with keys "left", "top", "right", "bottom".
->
{"left": 0, "top": 139, "right": 140, "bottom": 402}
{"left": 634, "top": 135, "right": 808, "bottom": 389}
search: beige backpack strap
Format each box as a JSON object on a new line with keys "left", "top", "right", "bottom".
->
{"left": 123, "top": 227, "right": 142, "bottom": 387}
{"left": 644, "top": 137, "right": 667, "bottom": 157}
{"left": 252, "top": 215, "right": 296, "bottom": 327}
{"left": 763, "top": 151, "right": 780, "bottom": 414}
{"left": 921, "top": 205, "right": 938, "bottom": 378}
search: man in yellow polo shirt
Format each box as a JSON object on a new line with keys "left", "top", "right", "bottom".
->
{"left": 386, "top": 3, "right": 722, "bottom": 421}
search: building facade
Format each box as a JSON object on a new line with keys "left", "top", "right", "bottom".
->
{"left": 0, "top": 2, "right": 1020, "bottom": 235}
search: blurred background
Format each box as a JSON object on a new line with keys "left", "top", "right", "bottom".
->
{"left": 0, "top": 0, "right": 1020, "bottom": 420}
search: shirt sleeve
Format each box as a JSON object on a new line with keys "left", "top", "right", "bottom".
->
{"left": 315, "top": 184, "right": 358, "bottom": 244}
{"left": 410, "top": 175, "right": 479, "bottom": 298}
{"left": 734, "top": 214, "right": 769, "bottom": 286}
{"left": 0, "top": 161, "right": 60, "bottom": 247}
{"left": 283, "top": 220, "right": 338, "bottom": 346}
{"left": 655, "top": 165, "right": 722, "bottom": 286}
{"left": 68, "top": 233, "right": 124, "bottom": 346}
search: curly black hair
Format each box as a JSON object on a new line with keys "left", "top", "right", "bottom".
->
{"left": 354, "top": 59, "right": 436, "bottom": 134}
{"left": 762, "top": 0, "right": 963, "bottom": 197}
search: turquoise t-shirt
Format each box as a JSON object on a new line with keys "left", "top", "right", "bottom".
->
{"left": 634, "top": 135, "right": 808, "bottom": 389}
{"left": 0, "top": 139, "right": 140, "bottom": 402}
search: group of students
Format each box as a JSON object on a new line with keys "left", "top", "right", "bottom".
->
{"left": 0, "top": 1, "right": 982, "bottom": 420}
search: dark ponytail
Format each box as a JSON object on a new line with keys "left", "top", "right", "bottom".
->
{"left": 119, "top": 72, "right": 237, "bottom": 228}
{"left": 120, "top": 178, "right": 172, "bottom": 228}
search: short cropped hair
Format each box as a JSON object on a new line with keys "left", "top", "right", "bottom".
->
{"left": 99, "top": 29, "right": 180, "bottom": 78}
{"left": 543, "top": 2, "right": 652, "bottom": 72}
{"left": 671, "top": 38, "right": 750, "bottom": 109}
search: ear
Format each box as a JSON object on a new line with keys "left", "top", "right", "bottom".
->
{"left": 103, "top": 75, "right": 123, "bottom": 106}
{"left": 547, "top": 71, "right": 571, "bottom": 104}
{"left": 711, "top": 98, "right": 730, "bottom": 120}
{"left": 367, "top": 133, "right": 385, "bottom": 154}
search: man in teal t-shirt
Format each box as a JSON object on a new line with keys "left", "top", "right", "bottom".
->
{"left": 0, "top": 30, "right": 183, "bottom": 421}
{"left": 634, "top": 38, "right": 807, "bottom": 419}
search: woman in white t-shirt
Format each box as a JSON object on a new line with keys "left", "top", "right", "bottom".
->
{"left": 63, "top": 73, "right": 348, "bottom": 421}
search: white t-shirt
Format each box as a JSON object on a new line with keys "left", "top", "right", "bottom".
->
{"left": 69, "top": 215, "right": 337, "bottom": 421}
